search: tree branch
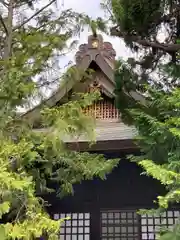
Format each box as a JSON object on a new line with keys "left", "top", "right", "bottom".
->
{"left": 110, "top": 5, "right": 180, "bottom": 54}
{"left": 157, "top": 5, "right": 180, "bottom": 24}
{"left": 110, "top": 27, "right": 180, "bottom": 53}
{"left": 0, "top": 14, "right": 8, "bottom": 35}
{"left": 0, "top": 0, "right": 8, "bottom": 7}
{"left": 3, "top": 0, "right": 13, "bottom": 60}
{"left": 13, "top": 0, "right": 56, "bottom": 31}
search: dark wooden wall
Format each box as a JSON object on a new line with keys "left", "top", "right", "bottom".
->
{"left": 45, "top": 151, "right": 166, "bottom": 215}
{"left": 42, "top": 151, "right": 168, "bottom": 240}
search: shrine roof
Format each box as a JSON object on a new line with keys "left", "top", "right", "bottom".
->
{"left": 23, "top": 34, "right": 143, "bottom": 145}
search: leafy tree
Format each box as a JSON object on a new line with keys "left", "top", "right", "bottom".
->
{"left": 0, "top": 0, "right": 119, "bottom": 239}
{"left": 102, "top": 0, "right": 180, "bottom": 71}
{"left": 100, "top": 1, "right": 180, "bottom": 238}
{"left": 100, "top": 0, "right": 180, "bottom": 123}
{"left": 128, "top": 86, "right": 180, "bottom": 239}
{"left": 111, "top": 47, "right": 180, "bottom": 238}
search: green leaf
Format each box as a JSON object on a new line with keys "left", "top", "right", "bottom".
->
{"left": 0, "top": 226, "right": 6, "bottom": 240}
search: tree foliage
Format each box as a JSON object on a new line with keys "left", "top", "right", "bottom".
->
{"left": 0, "top": 90, "right": 119, "bottom": 240}
{"left": 101, "top": 0, "right": 180, "bottom": 113}
{"left": 103, "top": 0, "right": 180, "bottom": 66}
{"left": 100, "top": 0, "right": 180, "bottom": 238}
{"left": 0, "top": 0, "right": 119, "bottom": 239}
{"left": 130, "top": 87, "right": 180, "bottom": 239}
{"left": 100, "top": 0, "right": 180, "bottom": 123}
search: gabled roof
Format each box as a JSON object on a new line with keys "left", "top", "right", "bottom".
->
{"left": 23, "top": 34, "right": 117, "bottom": 121}
{"left": 23, "top": 34, "right": 141, "bottom": 149}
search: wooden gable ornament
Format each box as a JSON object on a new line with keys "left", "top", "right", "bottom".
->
{"left": 75, "top": 34, "right": 116, "bottom": 69}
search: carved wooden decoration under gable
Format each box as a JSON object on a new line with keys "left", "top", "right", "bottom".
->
{"left": 88, "top": 79, "right": 101, "bottom": 93}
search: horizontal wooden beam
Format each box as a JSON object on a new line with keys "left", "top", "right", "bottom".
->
{"left": 66, "top": 139, "right": 139, "bottom": 153}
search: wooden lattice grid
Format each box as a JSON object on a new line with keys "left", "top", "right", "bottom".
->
{"left": 54, "top": 213, "right": 90, "bottom": 240}
{"left": 83, "top": 99, "right": 119, "bottom": 120}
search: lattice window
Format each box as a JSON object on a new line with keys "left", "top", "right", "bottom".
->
{"left": 141, "top": 210, "right": 180, "bottom": 239}
{"left": 100, "top": 210, "right": 139, "bottom": 240}
{"left": 54, "top": 213, "right": 90, "bottom": 240}
{"left": 83, "top": 100, "right": 119, "bottom": 120}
